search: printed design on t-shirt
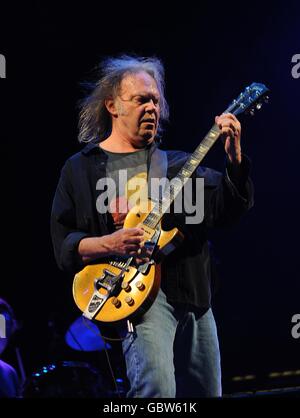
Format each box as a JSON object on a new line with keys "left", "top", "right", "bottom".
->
{"left": 109, "top": 170, "right": 148, "bottom": 229}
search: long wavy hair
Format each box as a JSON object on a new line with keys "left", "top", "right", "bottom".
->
{"left": 78, "top": 55, "right": 169, "bottom": 143}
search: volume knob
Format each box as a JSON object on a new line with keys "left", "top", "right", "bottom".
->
{"left": 125, "top": 296, "right": 134, "bottom": 306}
{"left": 111, "top": 297, "right": 121, "bottom": 308}
{"left": 136, "top": 281, "right": 145, "bottom": 291}
{"left": 121, "top": 282, "right": 131, "bottom": 292}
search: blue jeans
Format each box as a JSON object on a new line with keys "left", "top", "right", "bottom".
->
{"left": 121, "top": 289, "right": 222, "bottom": 398}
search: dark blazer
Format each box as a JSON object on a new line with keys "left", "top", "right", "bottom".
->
{"left": 51, "top": 142, "right": 253, "bottom": 309}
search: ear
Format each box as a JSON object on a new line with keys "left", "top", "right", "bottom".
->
{"left": 105, "top": 98, "right": 118, "bottom": 117}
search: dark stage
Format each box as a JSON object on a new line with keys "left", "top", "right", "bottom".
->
{"left": 0, "top": 0, "right": 299, "bottom": 401}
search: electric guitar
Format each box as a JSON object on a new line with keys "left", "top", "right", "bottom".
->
{"left": 73, "top": 82, "right": 269, "bottom": 324}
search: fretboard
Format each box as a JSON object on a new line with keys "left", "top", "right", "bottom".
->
{"left": 143, "top": 123, "right": 221, "bottom": 229}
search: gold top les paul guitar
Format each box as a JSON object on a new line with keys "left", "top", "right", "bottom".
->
{"left": 73, "top": 83, "right": 269, "bottom": 324}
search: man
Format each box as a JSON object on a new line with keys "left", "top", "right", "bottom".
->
{"left": 51, "top": 55, "right": 253, "bottom": 397}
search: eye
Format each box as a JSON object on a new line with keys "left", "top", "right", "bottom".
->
{"left": 137, "top": 96, "right": 148, "bottom": 104}
{"left": 134, "top": 95, "right": 160, "bottom": 106}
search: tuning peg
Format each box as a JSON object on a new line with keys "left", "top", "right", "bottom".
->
{"left": 249, "top": 108, "right": 255, "bottom": 116}
{"left": 264, "top": 96, "right": 269, "bottom": 103}
{"left": 256, "top": 102, "right": 262, "bottom": 110}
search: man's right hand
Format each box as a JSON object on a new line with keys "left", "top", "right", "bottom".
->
{"left": 78, "top": 227, "right": 152, "bottom": 264}
{"left": 102, "top": 227, "right": 145, "bottom": 257}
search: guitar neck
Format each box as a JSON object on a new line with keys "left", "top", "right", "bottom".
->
{"left": 143, "top": 123, "right": 221, "bottom": 229}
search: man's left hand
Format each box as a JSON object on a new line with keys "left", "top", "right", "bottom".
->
{"left": 215, "top": 113, "right": 242, "bottom": 165}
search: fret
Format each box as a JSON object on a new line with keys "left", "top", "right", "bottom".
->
{"left": 190, "top": 157, "right": 198, "bottom": 164}
{"left": 198, "top": 144, "right": 208, "bottom": 153}
{"left": 181, "top": 168, "right": 191, "bottom": 177}
{"left": 207, "top": 130, "right": 218, "bottom": 139}
{"left": 174, "top": 173, "right": 187, "bottom": 184}
{"left": 203, "top": 137, "right": 213, "bottom": 147}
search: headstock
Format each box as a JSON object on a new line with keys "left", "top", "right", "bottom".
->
{"left": 225, "top": 82, "right": 270, "bottom": 117}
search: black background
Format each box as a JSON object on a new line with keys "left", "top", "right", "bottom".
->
{"left": 0, "top": 0, "right": 299, "bottom": 396}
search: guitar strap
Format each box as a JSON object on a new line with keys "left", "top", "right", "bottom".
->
{"left": 145, "top": 141, "right": 167, "bottom": 288}
{"left": 147, "top": 141, "right": 168, "bottom": 203}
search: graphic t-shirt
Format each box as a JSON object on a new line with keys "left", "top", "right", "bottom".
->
{"left": 103, "top": 148, "right": 149, "bottom": 228}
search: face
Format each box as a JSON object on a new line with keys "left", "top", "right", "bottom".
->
{"left": 109, "top": 71, "right": 161, "bottom": 147}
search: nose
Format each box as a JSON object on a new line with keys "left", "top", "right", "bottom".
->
{"left": 145, "top": 99, "right": 158, "bottom": 113}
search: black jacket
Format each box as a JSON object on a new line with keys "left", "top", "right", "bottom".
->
{"left": 50, "top": 142, "right": 253, "bottom": 309}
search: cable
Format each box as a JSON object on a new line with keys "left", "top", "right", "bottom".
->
{"left": 82, "top": 316, "right": 132, "bottom": 398}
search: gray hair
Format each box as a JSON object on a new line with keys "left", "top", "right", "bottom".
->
{"left": 78, "top": 55, "right": 169, "bottom": 143}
